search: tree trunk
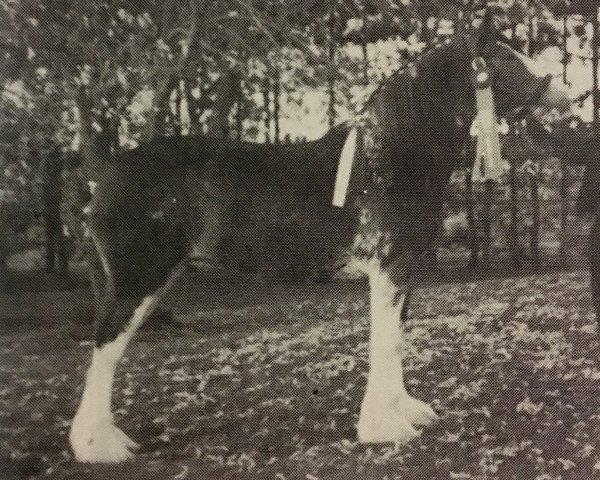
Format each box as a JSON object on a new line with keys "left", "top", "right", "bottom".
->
{"left": 327, "top": 0, "right": 337, "bottom": 128}
{"left": 362, "top": 42, "right": 369, "bottom": 85}
{"left": 190, "top": 69, "right": 241, "bottom": 267}
{"left": 593, "top": 6, "right": 599, "bottom": 129}
{"left": 274, "top": 69, "right": 281, "bottom": 144}
{"left": 77, "top": 87, "right": 109, "bottom": 182}
{"left": 173, "top": 78, "right": 182, "bottom": 136}
{"left": 0, "top": 203, "right": 8, "bottom": 291}
{"left": 465, "top": 170, "right": 478, "bottom": 268}
{"left": 184, "top": 78, "right": 200, "bottom": 135}
{"left": 560, "top": 159, "right": 568, "bottom": 267}
{"left": 509, "top": 153, "right": 520, "bottom": 269}
{"left": 43, "top": 148, "right": 68, "bottom": 276}
{"left": 327, "top": 63, "right": 335, "bottom": 128}
{"left": 236, "top": 82, "right": 244, "bottom": 140}
{"left": 206, "top": 70, "right": 241, "bottom": 137}
{"left": 562, "top": 15, "right": 569, "bottom": 86}
{"left": 185, "top": 79, "right": 194, "bottom": 132}
{"left": 263, "top": 77, "right": 272, "bottom": 143}
{"left": 141, "top": 76, "right": 178, "bottom": 143}
{"left": 530, "top": 172, "right": 540, "bottom": 271}
{"left": 482, "top": 180, "right": 493, "bottom": 269}
{"left": 96, "top": 107, "right": 120, "bottom": 156}
{"left": 527, "top": 0, "right": 536, "bottom": 56}
{"left": 360, "top": 2, "right": 369, "bottom": 85}
{"left": 141, "top": 0, "right": 201, "bottom": 141}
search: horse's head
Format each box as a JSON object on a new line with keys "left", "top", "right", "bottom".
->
{"left": 470, "top": 10, "right": 571, "bottom": 118}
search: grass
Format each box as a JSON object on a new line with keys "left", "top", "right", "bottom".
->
{"left": 1, "top": 269, "right": 600, "bottom": 479}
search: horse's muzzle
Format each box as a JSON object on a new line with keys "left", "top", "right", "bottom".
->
{"left": 536, "top": 75, "right": 572, "bottom": 114}
{"left": 512, "top": 75, "right": 573, "bottom": 125}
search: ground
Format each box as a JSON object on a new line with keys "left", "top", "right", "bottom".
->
{"left": 2, "top": 269, "right": 600, "bottom": 480}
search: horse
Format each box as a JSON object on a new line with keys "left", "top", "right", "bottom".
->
{"left": 69, "top": 13, "right": 571, "bottom": 463}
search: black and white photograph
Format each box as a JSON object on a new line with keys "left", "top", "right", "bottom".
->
{"left": 1, "top": 0, "right": 600, "bottom": 478}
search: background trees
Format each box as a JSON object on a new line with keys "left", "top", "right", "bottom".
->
{"left": 0, "top": 0, "right": 599, "bottom": 279}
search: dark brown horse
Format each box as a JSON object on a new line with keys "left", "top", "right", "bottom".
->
{"left": 70, "top": 14, "right": 570, "bottom": 462}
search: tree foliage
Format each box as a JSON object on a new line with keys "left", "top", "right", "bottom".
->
{"left": 0, "top": 0, "right": 598, "bottom": 272}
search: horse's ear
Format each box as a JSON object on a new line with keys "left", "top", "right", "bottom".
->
{"left": 476, "top": 8, "right": 500, "bottom": 51}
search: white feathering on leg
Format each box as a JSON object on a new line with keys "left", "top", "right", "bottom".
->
{"left": 70, "top": 296, "right": 153, "bottom": 462}
{"left": 357, "top": 265, "right": 438, "bottom": 445}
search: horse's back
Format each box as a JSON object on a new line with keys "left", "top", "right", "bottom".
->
{"left": 86, "top": 124, "right": 356, "bottom": 287}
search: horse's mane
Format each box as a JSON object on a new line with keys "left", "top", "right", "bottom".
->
{"left": 363, "top": 34, "right": 467, "bottom": 113}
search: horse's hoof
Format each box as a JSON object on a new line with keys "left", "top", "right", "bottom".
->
{"left": 357, "top": 393, "right": 437, "bottom": 445}
{"left": 70, "top": 419, "right": 139, "bottom": 463}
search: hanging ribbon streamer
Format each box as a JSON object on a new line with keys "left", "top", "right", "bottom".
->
{"left": 332, "top": 127, "right": 358, "bottom": 207}
{"left": 470, "top": 58, "right": 505, "bottom": 183}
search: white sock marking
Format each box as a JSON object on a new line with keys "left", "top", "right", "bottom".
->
{"left": 357, "top": 264, "right": 437, "bottom": 444}
{"left": 366, "top": 266, "right": 405, "bottom": 394}
{"left": 70, "top": 296, "right": 153, "bottom": 462}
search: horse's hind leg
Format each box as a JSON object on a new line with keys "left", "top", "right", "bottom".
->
{"left": 70, "top": 222, "right": 187, "bottom": 463}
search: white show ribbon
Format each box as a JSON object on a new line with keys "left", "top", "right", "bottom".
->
{"left": 470, "top": 69, "right": 505, "bottom": 183}
{"left": 332, "top": 127, "right": 358, "bottom": 207}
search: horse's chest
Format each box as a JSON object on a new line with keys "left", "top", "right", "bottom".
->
{"left": 350, "top": 204, "right": 392, "bottom": 258}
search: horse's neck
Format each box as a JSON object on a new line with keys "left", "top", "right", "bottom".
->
{"left": 378, "top": 46, "right": 473, "bottom": 191}
{"left": 414, "top": 45, "right": 468, "bottom": 114}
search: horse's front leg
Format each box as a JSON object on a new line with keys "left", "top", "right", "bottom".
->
{"left": 357, "top": 257, "right": 437, "bottom": 445}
